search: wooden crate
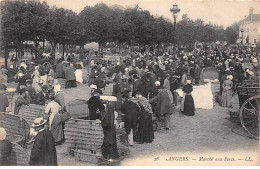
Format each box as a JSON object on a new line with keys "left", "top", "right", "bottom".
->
{"left": 18, "top": 104, "right": 45, "bottom": 126}
{"left": 65, "top": 119, "right": 104, "bottom": 153}
{"left": 9, "top": 143, "right": 29, "bottom": 166}
{"left": 74, "top": 149, "right": 102, "bottom": 164}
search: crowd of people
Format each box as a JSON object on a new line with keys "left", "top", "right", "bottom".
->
{"left": 0, "top": 42, "right": 259, "bottom": 165}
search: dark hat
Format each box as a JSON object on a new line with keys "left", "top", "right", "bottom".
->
{"left": 122, "top": 94, "right": 129, "bottom": 99}
{"left": 94, "top": 89, "right": 103, "bottom": 95}
{"left": 0, "top": 84, "right": 7, "bottom": 90}
{"left": 49, "top": 91, "right": 55, "bottom": 99}
{"left": 42, "top": 85, "right": 48, "bottom": 92}
{"left": 25, "top": 79, "right": 32, "bottom": 84}
{"left": 132, "top": 90, "right": 140, "bottom": 97}
{"left": 133, "top": 74, "right": 138, "bottom": 79}
{"left": 19, "top": 88, "right": 26, "bottom": 94}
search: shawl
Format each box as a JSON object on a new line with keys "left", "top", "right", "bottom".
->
{"left": 130, "top": 96, "right": 153, "bottom": 114}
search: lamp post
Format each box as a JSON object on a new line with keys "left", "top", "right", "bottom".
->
{"left": 241, "top": 29, "right": 244, "bottom": 45}
{"left": 170, "top": 3, "right": 181, "bottom": 46}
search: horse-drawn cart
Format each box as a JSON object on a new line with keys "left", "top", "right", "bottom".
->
{"left": 237, "top": 81, "right": 259, "bottom": 139}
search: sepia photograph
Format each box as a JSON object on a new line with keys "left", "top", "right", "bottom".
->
{"left": 0, "top": 0, "right": 259, "bottom": 166}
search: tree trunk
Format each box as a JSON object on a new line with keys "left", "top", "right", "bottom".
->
{"left": 118, "top": 42, "right": 121, "bottom": 54}
{"left": 62, "top": 44, "right": 65, "bottom": 57}
{"left": 15, "top": 46, "right": 18, "bottom": 58}
{"left": 18, "top": 44, "right": 21, "bottom": 59}
{"left": 51, "top": 42, "right": 56, "bottom": 57}
{"left": 97, "top": 42, "right": 100, "bottom": 56}
{"left": 35, "top": 42, "right": 39, "bottom": 60}
{"left": 4, "top": 47, "right": 8, "bottom": 68}
{"left": 100, "top": 44, "right": 103, "bottom": 57}
{"left": 43, "top": 38, "right": 45, "bottom": 52}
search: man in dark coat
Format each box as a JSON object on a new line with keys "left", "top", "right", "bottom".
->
{"left": 169, "top": 75, "right": 179, "bottom": 106}
{"left": 6, "top": 65, "right": 16, "bottom": 83}
{"left": 36, "top": 85, "right": 49, "bottom": 105}
{"left": 25, "top": 79, "right": 37, "bottom": 104}
{"left": 121, "top": 94, "right": 139, "bottom": 146}
{"left": 87, "top": 89, "right": 105, "bottom": 120}
{"left": 0, "top": 128, "right": 12, "bottom": 166}
{"left": 65, "top": 63, "right": 76, "bottom": 88}
{"left": 29, "top": 117, "right": 57, "bottom": 166}
{"left": 132, "top": 74, "right": 140, "bottom": 94}
{"left": 194, "top": 62, "right": 201, "bottom": 85}
{"left": 0, "top": 84, "right": 9, "bottom": 112}
{"left": 55, "top": 62, "right": 63, "bottom": 78}
{"left": 149, "top": 89, "right": 174, "bottom": 130}
{"left": 14, "top": 88, "right": 30, "bottom": 115}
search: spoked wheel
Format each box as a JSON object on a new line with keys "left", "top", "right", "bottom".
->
{"left": 239, "top": 95, "right": 260, "bottom": 140}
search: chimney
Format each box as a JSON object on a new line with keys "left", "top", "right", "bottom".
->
{"left": 249, "top": 7, "right": 253, "bottom": 21}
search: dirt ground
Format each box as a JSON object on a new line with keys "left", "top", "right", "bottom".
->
{"left": 57, "top": 79, "right": 259, "bottom": 166}
{"left": 1, "top": 58, "right": 258, "bottom": 166}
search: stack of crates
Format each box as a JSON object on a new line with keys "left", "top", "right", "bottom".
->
{"left": 64, "top": 119, "right": 104, "bottom": 164}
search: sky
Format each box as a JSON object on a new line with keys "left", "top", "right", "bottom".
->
{"left": 42, "top": 0, "right": 260, "bottom": 28}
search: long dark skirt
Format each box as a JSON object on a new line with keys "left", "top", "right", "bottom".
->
{"left": 101, "top": 126, "right": 119, "bottom": 159}
{"left": 134, "top": 109, "right": 154, "bottom": 144}
{"left": 65, "top": 79, "right": 77, "bottom": 88}
{"left": 182, "top": 95, "right": 195, "bottom": 116}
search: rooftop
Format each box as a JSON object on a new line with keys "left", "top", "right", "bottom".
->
{"left": 244, "top": 14, "right": 260, "bottom": 22}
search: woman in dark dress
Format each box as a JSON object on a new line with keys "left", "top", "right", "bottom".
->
{"left": 131, "top": 90, "right": 154, "bottom": 144}
{"left": 181, "top": 80, "right": 195, "bottom": 116}
{"left": 101, "top": 101, "right": 119, "bottom": 160}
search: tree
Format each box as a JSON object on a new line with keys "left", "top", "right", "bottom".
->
{"left": 46, "top": 7, "right": 78, "bottom": 57}
{"left": 225, "top": 26, "right": 238, "bottom": 44}
{"left": 22, "top": 1, "right": 49, "bottom": 59}
{"left": 1, "top": 0, "right": 29, "bottom": 59}
{"left": 79, "top": 3, "right": 113, "bottom": 55}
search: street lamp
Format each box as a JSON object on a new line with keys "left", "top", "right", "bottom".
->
{"left": 170, "top": 3, "right": 181, "bottom": 45}
{"left": 241, "top": 29, "right": 244, "bottom": 45}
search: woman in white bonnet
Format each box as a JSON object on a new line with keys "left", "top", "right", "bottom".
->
{"left": 32, "top": 65, "right": 41, "bottom": 92}
{"left": 222, "top": 75, "right": 233, "bottom": 108}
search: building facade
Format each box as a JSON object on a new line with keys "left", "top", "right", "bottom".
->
{"left": 239, "top": 7, "right": 260, "bottom": 45}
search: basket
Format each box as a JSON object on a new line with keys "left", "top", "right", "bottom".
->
{"left": 6, "top": 135, "right": 23, "bottom": 144}
{"left": 74, "top": 149, "right": 103, "bottom": 164}
{"left": 18, "top": 104, "right": 45, "bottom": 125}
{"left": 0, "top": 113, "right": 30, "bottom": 146}
{"left": 9, "top": 143, "right": 29, "bottom": 166}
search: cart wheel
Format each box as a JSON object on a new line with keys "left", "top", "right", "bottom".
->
{"left": 239, "top": 95, "right": 259, "bottom": 140}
